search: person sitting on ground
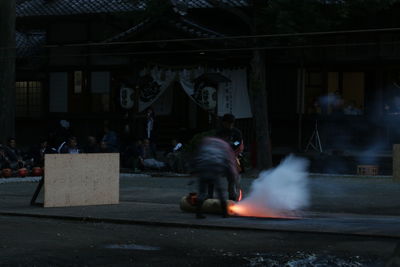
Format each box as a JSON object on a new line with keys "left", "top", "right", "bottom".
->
{"left": 343, "top": 100, "right": 362, "bottom": 115}
{"left": 28, "top": 138, "right": 57, "bottom": 167}
{"left": 165, "top": 139, "right": 184, "bottom": 173}
{"left": 139, "top": 138, "right": 166, "bottom": 170}
{"left": 83, "top": 136, "right": 100, "bottom": 153}
{"left": 99, "top": 141, "right": 115, "bottom": 153}
{"left": 122, "top": 139, "right": 143, "bottom": 171}
{"left": 0, "top": 144, "right": 7, "bottom": 170}
{"left": 59, "top": 136, "right": 81, "bottom": 154}
{"left": 53, "top": 120, "right": 72, "bottom": 153}
{"left": 102, "top": 125, "right": 118, "bottom": 152}
{"left": 2, "top": 137, "right": 27, "bottom": 170}
{"left": 191, "top": 137, "right": 239, "bottom": 219}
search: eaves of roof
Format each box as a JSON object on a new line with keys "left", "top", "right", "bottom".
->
{"left": 171, "top": 0, "right": 249, "bottom": 9}
{"left": 17, "top": 0, "right": 250, "bottom": 18}
{"left": 16, "top": 0, "right": 146, "bottom": 18}
{"left": 102, "top": 18, "right": 153, "bottom": 43}
{"left": 102, "top": 16, "right": 224, "bottom": 44}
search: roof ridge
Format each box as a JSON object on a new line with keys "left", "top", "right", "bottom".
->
{"left": 102, "top": 18, "right": 153, "bottom": 43}
{"left": 179, "top": 17, "right": 224, "bottom": 37}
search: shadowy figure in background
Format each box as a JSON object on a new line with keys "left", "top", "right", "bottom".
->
{"left": 122, "top": 139, "right": 143, "bottom": 171}
{"left": 192, "top": 137, "right": 239, "bottom": 219}
{"left": 140, "top": 138, "right": 166, "bottom": 170}
{"left": 59, "top": 136, "right": 81, "bottom": 154}
{"left": 3, "top": 138, "right": 27, "bottom": 170}
{"left": 84, "top": 136, "right": 100, "bottom": 153}
{"left": 385, "top": 96, "right": 400, "bottom": 115}
{"left": 144, "top": 107, "right": 157, "bottom": 157}
{"left": 330, "top": 91, "right": 344, "bottom": 115}
{"left": 102, "top": 124, "right": 118, "bottom": 152}
{"left": 100, "top": 141, "right": 116, "bottom": 153}
{"left": 165, "top": 139, "right": 184, "bottom": 173}
{"left": 53, "top": 120, "right": 72, "bottom": 153}
{"left": 343, "top": 100, "right": 362, "bottom": 115}
{"left": 0, "top": 144, "right": 7, "bottom": 169}
{"left": 144, "top": 107, "right": 155, "bottom": 141}
{"left": 307, "top": 97, "right": 322, "bottom": 114}
{"left": 29, "top": 138, "right": 56, "bottom": 167}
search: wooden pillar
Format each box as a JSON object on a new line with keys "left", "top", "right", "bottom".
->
{"left": 297, "top": 67, "right": 305, "bottom": 151}
{"left": 393, "top": 144, "right": 400, "bottom": 180}
{"left": 0, "top": 0, "right": 16, "bottom": 143}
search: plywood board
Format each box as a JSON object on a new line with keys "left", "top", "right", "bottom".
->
{"left": 44, "top": 153, "right": 119, "bottom": 207}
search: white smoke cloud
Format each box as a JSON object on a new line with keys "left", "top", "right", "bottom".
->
{"left": 232, "top": 155, "right": 310, "bottom": 217}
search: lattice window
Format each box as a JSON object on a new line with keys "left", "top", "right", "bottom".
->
{"left": 15, "top": 81, "right": 43, "bottom": 117}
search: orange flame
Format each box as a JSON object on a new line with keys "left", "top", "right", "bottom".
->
{"left": 228, "top": 200, "right": 296, "bottom": 219}
{"left": 238, "top": 189, "right": 243, "bottom": 202}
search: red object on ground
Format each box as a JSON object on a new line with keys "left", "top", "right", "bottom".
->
{"left": 31, "top": 167, "right": 43, "bottom": 176}
{"left": 18, "top": 168, "right": 28, "bottom": 177}
{"left": 2, "top": 168, "right": 12, "bottom": 178}
{"left": 187, "top": 193, "right": 198, "bottom": 206}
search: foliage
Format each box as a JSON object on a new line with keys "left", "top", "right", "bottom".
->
{"left": 256, "top": 0, "right": 400, "bottom": 35}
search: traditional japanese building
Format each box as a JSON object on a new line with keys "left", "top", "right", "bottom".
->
{"left": 14, "top": 0, "right": 400, "bottom": 173}
{"left": 15, "top": 0, "right": 254, "bottom": 150}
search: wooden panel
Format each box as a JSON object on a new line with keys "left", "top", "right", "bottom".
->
{"left": 44, "top": 153, "right": 119, "bottom": 207}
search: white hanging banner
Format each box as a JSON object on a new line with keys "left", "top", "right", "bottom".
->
{"left": 179, "top": 68, "right": 252, "bottom": 118}
{"left": 138, "top": 68, "right": 176, "bottom": 112}
{"left": 218, "top": 68, "right": 252, "bottom": 119}
{"left": 137, "top": 67, "right": 253, "bottom": 118}
{"left": 179, "top": 68, "right": 210, "bottom": 110}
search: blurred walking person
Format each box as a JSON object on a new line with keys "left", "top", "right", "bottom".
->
{"left": 191, "top": 137, "right": 239, "bottom": 219}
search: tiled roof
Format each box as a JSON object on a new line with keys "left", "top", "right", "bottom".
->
{"left": 171, "top": 0, "right": 250, "bottom": 16}
{"left": 16, "top": 0, "right": 250, "bottom": 17}
{"left": 16, "top": 0, "right": 146, "bottom": 17}
{"left": 102, "top": 19, "right": 152, "bottom": 43}
{"left": 102, "top": 17, "right": 224, "bottom": 43}
{"left": 16, "top": 31, "right": 46, "bottom": 57}
{"left": 171, "top": 0, "right": 249, "bottom": 9}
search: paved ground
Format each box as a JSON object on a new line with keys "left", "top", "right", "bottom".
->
{"left": 0, "top": 215, "right": 392, "bottom": 266}
{"left": 0, "top": 173, "right": 400, "bottom": 266}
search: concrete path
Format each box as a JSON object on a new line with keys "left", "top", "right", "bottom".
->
{"left": 0, "top": 173, "right": 400, "bottom": 239}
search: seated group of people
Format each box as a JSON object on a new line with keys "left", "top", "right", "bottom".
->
{"left": 1, "top": 112, "right": 243, "bottom": 177}
{"left": 122, "top": 138, "right": 185, "bottom": 172}
{"left": 0, "top": 131, "right": 120, "bottom": 173}
{"left": 0, "top": 134, "right": 185, "bottom": 175}
{"left": 58, "top": 136, "right": 117, "bottom": 154}
{"left": 0, "top": 138, "right": 31, "bottom": 171}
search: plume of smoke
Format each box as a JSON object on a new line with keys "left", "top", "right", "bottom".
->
{"left": 234, "top": 155, "right": 310, "bottom": 217}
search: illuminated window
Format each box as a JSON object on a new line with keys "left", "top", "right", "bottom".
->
{"left": 304, "top": 71, "right": 364, "bottom": 115}
{"left": 16, "top": 81, "right": 43, "bottom": 117}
